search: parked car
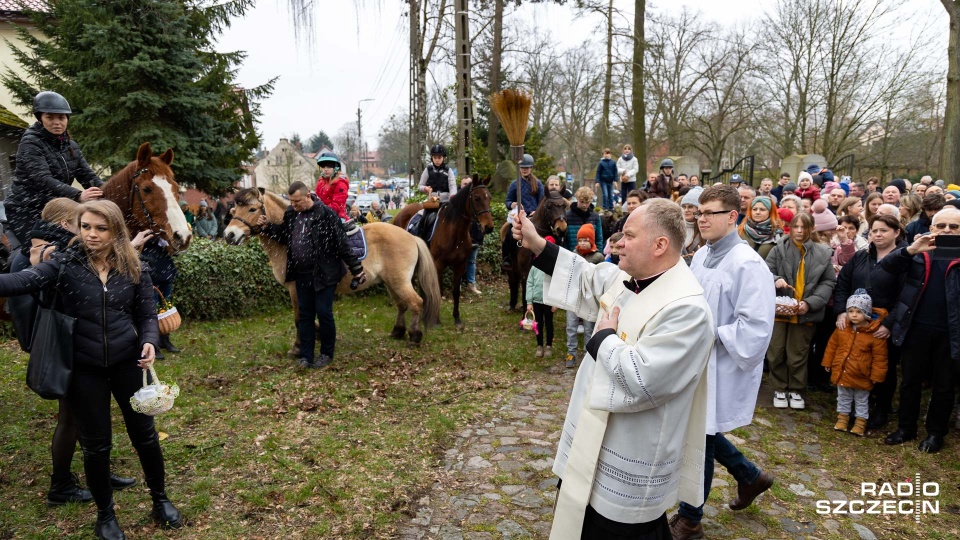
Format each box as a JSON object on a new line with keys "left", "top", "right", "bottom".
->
{"left": 355, "top": 193, "right": 380, "bottom": 212}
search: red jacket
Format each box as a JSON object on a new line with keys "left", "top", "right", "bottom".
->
{"left": 794, "top": 185, "right": 821, "bottom": 201}
{"left": 315, "top": 175, "right": 349, "bottom": 219}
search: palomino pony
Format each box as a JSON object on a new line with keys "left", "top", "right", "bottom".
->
{"left": 392, "top": 176, "right": 495, "bottom": 328}
{"left": 223, "top": 188, "right": 441, "bottom": 353}
{"left": 501, "top": 191, "right": 568, "bottom": 311}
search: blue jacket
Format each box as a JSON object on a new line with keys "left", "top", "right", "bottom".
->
{"left": 564, "top": 206, "right": 603, "bottom": 253}
{"left": 506, "top": 176, "right": 545, "bottom": 214}
{"left": 596, "top": 158, "right": 618, "bottom": 183}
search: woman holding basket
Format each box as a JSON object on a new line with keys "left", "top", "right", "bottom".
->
{"left": 764, "top": 212, "right": 837, "bottom": 411}
{"left": 0, "top": 200, "right": 180, "bottom": 539}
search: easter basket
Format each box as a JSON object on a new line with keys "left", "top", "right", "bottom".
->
{"left": 775, "top": 284, "right": 801, "bottom": 317}
{"left": 154, "top": 287, "right": 181, "bottom": 335}
{"left": 129, "top": 365, "right": 180, "bottom": 416}
{"left": 519, "top": 308, "right": 539, "bottom": 335}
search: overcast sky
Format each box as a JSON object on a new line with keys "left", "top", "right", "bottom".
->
{"left": 215, "top": 0, "right": 946, "bottom": 153}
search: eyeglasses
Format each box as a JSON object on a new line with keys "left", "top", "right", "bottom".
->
{"left": 933, "top": 222, "right": 960, "bottom": 231}
{"left": 694, "top": 210, "right": 733, "bottom": 220}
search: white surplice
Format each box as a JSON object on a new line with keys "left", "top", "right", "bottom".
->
{"left": 543, "top": 248, "right": 715, "bottom": 534}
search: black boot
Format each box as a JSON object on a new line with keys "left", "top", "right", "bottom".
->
{"left": 109, "top": 474, "right": 136, "bottom": 491}
{"left": 94, "top": 504, "right": 126, "bottom": 540}
{"left": 47, "top": 473, "right": 93, "bottom": 506}
{"left": 159, "top": 335, "right": 180, "bottom": 353}
{"left": 151, "top": 490, "right": 183, "bottom": 529}
{"left": 155, "top": 348, "right": 165, "bottom": 361}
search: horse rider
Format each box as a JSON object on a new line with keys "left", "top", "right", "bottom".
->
{"left": 415, "top": 144, "right": 457, "bottom": 241}
{"left": 6, "top": 90, "right": 103, "bottom": 249}
{"left": 502, "top": 153, "right": 544, "bottom": 271}
{"left": 314, "top": 150, "right": 350, "bottom": 221}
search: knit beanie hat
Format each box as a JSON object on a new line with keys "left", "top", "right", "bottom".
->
{"left": 680, "top": 186, "right": 704, "bottom": 207}
{"left": 199, "top": 200, "right": 208, "bottom": 207}
{"left": 777, "top": 207, "right": 795, "bottom": 224}
{"left": 823, "top": 181, "right": 840, "bottom": 194}
{"left": 811, "top": 199, "right": 838, "bottom": 232}
{"left": 948, "top": 183, "right": 960, "bottom": 191}
{"left": 889, "top": 178, "right": 907, "bottom": 194}
{"left": 576, "top": 224, "right": 597, "bottom": 253}
{"left": 783, "top": 182, "right": 798, "bottom": 192}
{"left": 947, "top": 190, "right": 960, "bottom": 200}
{"left": 846, "top": 288, "right": 873, "bottom": 316}
{"left": 805, "top": 164, "right": 821, "bottom": 175}
{"left": 798, "top": 171, "right": 813, "bottom": 184}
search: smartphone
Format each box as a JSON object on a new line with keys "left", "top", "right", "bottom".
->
{"left": 933, "top": 234, "right": 960, "bottom": 260}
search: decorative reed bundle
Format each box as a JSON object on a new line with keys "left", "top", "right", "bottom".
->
{"left": 491, "top": 89, "right": 533, "bottom": 246}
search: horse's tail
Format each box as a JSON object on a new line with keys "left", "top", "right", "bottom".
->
{"left": 413, "top": 237, "right": 441, "bottom": 328}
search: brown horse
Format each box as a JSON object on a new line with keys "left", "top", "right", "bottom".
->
{"left": 222, "top": 188, "right": 441, "bottom": 353}
{"left": 101, "top": 142, "right": 192, "bottom": 253}
{"left": 501, "top": 191, "right": 568, "bottom": 310}
{"left": 393, "top": 176, "right": 495, "bottom": 328}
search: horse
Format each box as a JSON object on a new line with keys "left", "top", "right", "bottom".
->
{"left": 222, "top": 188, "right": 441, "bottom": 354}
{"left": 100, "top": 142, "right": 192, "bottom": 253}
{"left": 392, "top": 175, "right": 495, "bottom": 328}
{"left": 0, "top": 142, "right": 191, "bottom": 321}
{"left": 500, "top": 191, "right": 568, "bottom": 311}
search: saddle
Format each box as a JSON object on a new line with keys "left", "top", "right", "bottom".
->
{"left": 405, "top": 207, "right": 440, "bottom": 244}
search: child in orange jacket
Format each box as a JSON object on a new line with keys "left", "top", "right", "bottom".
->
{"left": 822, "top": 289, "right": 888, "bottom": 436}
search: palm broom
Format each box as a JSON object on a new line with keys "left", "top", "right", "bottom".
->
{"left": 490, "top": 88, "right": 533, "bottom": 246}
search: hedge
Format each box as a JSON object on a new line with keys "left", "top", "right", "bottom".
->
{"left": 172, "top": 238, "right": 289, "bottom": 320}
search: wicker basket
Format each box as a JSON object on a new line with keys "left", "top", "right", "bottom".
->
{"left": 775, "top": 284, "right": 801, "bottom": 317}
{"left": 154, "top": 287, "right": 181, "bottom": 335}
{"left": 130, "top": 365, "right": 180, "bottom": 416}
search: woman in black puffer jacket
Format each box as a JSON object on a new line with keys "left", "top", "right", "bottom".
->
{"left": 0, "top": 201, "right": 180, "bottom": 540}
{"left": 5, "top": 91, "right": 103, "bottom": 247}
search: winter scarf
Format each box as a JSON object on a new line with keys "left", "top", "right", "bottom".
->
{"left": 621, "top": 151, "right": 634, "bottom": 162}
{"left": 742, "top": 197, "right": 780, "bottom": 244}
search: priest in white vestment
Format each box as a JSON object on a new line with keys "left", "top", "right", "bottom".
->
{"left": 513, "top": 198, "right": 715, "bottom": 539}
{"left": 670, "top": 185, "right": 777, "bottom": 539}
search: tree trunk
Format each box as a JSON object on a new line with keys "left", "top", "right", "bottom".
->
{"left": 941, "top": 1, "right": 960, "bottom": 182}
{"left": 632, "top": 0, "right": 646, "bottom": 175}
{"left": 601, "top": 0, "right": 613, "bottom": 148}
{"left": 487, "top": 0, "right": 503, "bottom": 165}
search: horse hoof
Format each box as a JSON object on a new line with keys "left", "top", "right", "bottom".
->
{"left": 409, "top": 331, "right": 423, "bottom": 344}
{"left": 391, "top": 326, "right": 406, "bottom": 340}
{"left": 286, "top": 348, "right": 300, "bottom": 359}
{"left": 455, "top": 321, "right": 464, "bottom": 332}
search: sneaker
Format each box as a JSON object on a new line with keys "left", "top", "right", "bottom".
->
{"left": 465, "top": 283, "right": 482, "bottom": 295}
{"left": 316, "top": 354, "right": 333, "bottom": 368}
{"left": 788, "top": 392, "right": 805, "bottom": 409}
{"left": 565, "top": 354, "right": 577, "bottom": 369}
{"left": 544, "top": 346, "right": 552, "bottom": 357}
{"left": 773, "top": 391, "right": 788, "bottom": 408}
{"left": 577, "top": 324, "right": 584, "bottom": 334}
{"left": 535, "top": 346, "right": 544, "bottom": 358}
{"left": 297, "top": 357, "right": 316, "bottom": 369}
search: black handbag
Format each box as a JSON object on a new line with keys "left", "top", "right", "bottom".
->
{"left": 25, "top": 264, "right": 75, "bottom": 400}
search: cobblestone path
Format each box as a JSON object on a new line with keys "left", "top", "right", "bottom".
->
{"left": 398, "top": 365, "right": 887, "bottom": 540}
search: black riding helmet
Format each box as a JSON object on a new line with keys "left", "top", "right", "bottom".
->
{"left": 33, "top": 91, "right": 72, "bottom": 121}
{"left": 430, "top": 144, "right": 446, "bottom": 157}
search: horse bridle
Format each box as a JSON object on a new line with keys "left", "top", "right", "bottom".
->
{"left": 231, "top": 195, "right": 266, "bottom": 235}
{"left": 129, "top": 167, "right": 165, "bottom": 237}
{"left": 467, "top": 184, "right": 492, "bottom": 223}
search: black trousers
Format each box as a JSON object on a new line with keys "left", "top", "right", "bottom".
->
{"left": 532, "top": 302, "right": 555, "bottom": 347}
{"left": 871, "top": 341, "right": 901, "bottom": 412}
{"left": 898, "top": 325, "right": 956, "bottom": 437}
{"left": 807, "top": 317, "right": 834, "bottom": 389}
{"left": 556, "top": 480, "right": 671, "bottom": 539}
{"left": 295, "top": 275, "right": 337, "bottom": 361}
{"left": 67, "top": 361, "right": 166, "bottom": 510}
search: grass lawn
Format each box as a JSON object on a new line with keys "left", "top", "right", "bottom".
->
{"left": 0, "top": 283, "right": 547, "bottom": 539}
{"left": 1, "top": 279, "right": 959, "bottom": 539}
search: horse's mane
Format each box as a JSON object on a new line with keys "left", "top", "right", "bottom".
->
{"left": 443, "top": 182, "right": 482, "bottom": 222}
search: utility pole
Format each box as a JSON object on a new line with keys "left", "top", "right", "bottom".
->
{"left": 408, "top": 0, "right": 421, "bottom": 190}
{"left": 357, "top": 98, "right": 373, "bottom": 182}
{"left": 453, "top": 0, "right": 473, "bottom": 176}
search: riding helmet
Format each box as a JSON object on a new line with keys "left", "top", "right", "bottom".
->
{"left": 430, "top": 144, "right": 446, "bottom": 157}
{"left": 729, "top": 173, "right": 744, "bottom": 185}
{"left": 519, "top": 154, "right": 535, "bottom": 168}
{"left": 659, "top": 158, "right": 675, "bottom": 169}
{"left": 33, "top": 91, "right": 72, "bottom": 115}
{"left": 316, "top": 150, "right": 341, "bottom": 172}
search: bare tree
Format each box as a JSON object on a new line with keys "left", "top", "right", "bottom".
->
{"left": 555, "top": 45, "right": 604, "bottom": 179}
{"left": 942, "top": 0, "right": 960, "bottom": 181}
{"left": 632, "top": 0, "right": 647, "bottom": 173}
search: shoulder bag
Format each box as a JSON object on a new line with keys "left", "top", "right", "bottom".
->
{"left": 25, "top": 263, "right": 75, "bottom": 400}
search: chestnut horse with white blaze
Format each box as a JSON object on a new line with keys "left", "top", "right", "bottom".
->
{"left": 222, "top": 188, "right": 441, "bottom": 354}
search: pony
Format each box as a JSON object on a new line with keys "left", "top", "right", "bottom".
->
{"left": 100, "top": 142, "right": 192, "bottom": 253}
{"left": 392, "top": 176, "right": 495, "bottom": 328}
{"left": 222, "top": 188, "right": 441, "bottom": 353}
{"left": 0, "top": 142, "right": 191, "bottom": 321}
{"left": 501, "top": 191, "right": 568, "bottom": 311}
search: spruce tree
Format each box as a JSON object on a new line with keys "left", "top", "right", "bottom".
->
{"left": 2, "top": 0, "right": 274, "bottom": 195}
